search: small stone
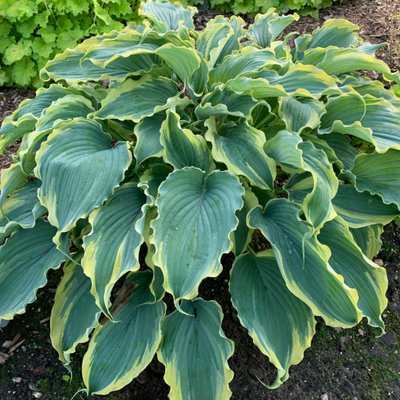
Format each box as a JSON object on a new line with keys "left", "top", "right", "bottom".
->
{"left": 358, "top": 329, "right": 364, "bottom": 336}
{"left": 21, "top": 346, "right": 26, "bottom": 352}
{"left": 12, "top": 377, "right": 22, "bottom": 383}
{"left": 28, "top": 383, "right": 36, "bottom": 391}
{"left": 374, "top": 258, "right": 384, "bottom": 266}
{"left": 33, "top": 392, "right": 43, "bottom": 399}
{"left": 2, "top": 340, "right": 12, "bottom": 349}
{"left": 321, "top": 394, "right": 329, "bottom": 400}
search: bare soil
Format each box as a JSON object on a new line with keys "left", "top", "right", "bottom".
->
{"left": 1, "top": 0, "right": 400, "bottom": 399}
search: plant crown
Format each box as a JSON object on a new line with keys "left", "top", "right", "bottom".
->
{"left": 1, "top": 1, "right": 400, "bottom": 398}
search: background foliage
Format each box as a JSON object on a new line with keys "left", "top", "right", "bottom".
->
{"left": 0, "top": 0, "right": 142, "bottom": 88}
{"left": 0, "top": 0, "right": 347, "bottom": 88}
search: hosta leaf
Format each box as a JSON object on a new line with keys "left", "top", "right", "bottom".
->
{"left": 306, "top": 19, "right": 359, "bottom": 50}
{"left": 12, "top": 84, "right": 97, "bottom": 121}
{"left": 319, "top": 218, "right": 387, "bottom": 330}
{"left": 196, "top": 23, "right": 233, "bottom": 65}
{"left": 246, "top": 64, "right": 340, "bottom": 96}
{"left": 332, "top": 184, "right": 399, "bottom": 228}
{"left": 248, "top": 9, "right": 299, "bottom": 48}
{"left": 321, "top": 133, "right": 359, "bottom": 171}
{"left": 82, "top": 183, "right": 148, "bottom": 319}
{"left": 195, "top": 86, "right": 260, "bottom": 121}
{"left": 205, "top": 118, "right": 276, "bottom": 190}
{"left": 224, "top": 76, "right": 287, "bottom": 99}
{"left": 351, "top": 150, "right": 400, "bottom": 209}
{"left": 0, "top": 115, "right": 36, "bottom": 154}
{"left": 134, "top": 113, "right": 166, "bottom": 167}
{"left": 139, "top": 163, "right": 173, "bottom": 202}
{"left": 0, "top": 220, "right": 67, "bottom": 320}
{"left": 139, "top": 0, "right": 196, "bottom": 32}
{"left": 230, "top": 184, "right": 258, "bottom": 256}
{"left": 264, "top": 130, "right": 303, "bottom": 172}
{"left": 158, "top": 298, "right": 234, "bottom": 400}
{"left": 34, "top": 95, "right": 95, "bottom": 133}
{"left": 0, "top": 154, "right": 36, "bottom": 211}
{"left": 230, "top": 250, "right": 315, "bottom": 388}
{"left": 299, "top": 141, "right": 338, "bottom": 231}
{"left": 320, "top": 92, "right": 400, "bottom": 153}
{"left": 161, "top": 111, "right": 214, "bottom": 173}
{"left": 35, "top": 119, "right": 132, "bottom": 233}
{"left": 208, "top": 47, "right": 282, "bottom": 86}
{"left": 50, "top": 257, "right": 101, "bottom": 367}
{"left": 82, "top": 271, "right": 165, "bottom": 395}
{"left": 21, "top": 95, "right": 96, "bottom": 157}
{"left": 94, "top": 75, "right": 182, "bottom": 122}
{"left": 278, "top": 96, "right": 325, "bottom": 134}
{"left": 151, "top": 168, "right": 244, "bottom": 302}
{"left": 40, "top": 33, "right": 142, "bottom": 84}
{"left": 248, "top": 199, "right": 362, "bottom": 328}
{"left": 303, "top": 47, "right": 400, "bottom": 84}
{"left": 285, "top": 172, "right": 313, "bottom": 205}
{"left": 350, "top": 225, "right": 383, "bottom": 260}
{"left": 267, "top": 134, "right": 337, "bottom": 231}
{"left": 0, "top": 180, "right": 46, "bottom": 241}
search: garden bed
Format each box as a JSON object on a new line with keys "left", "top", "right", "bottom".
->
{"left": 0, "top": 0, "right": 399, "bottom": 399}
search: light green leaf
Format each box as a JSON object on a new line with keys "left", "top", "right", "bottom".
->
{"left": 82, "top": 183, "right": 148, "bottom": 319}
{"left": 279, "top": 96, "right": 325, "bottom": 134}
{"left": 248, "top": 8, "right": 299, "bottom": 48}
{"left": 139, "top": 0, "right": 196, "bottom": 32}
{"left": 248, "top": 199, "right": 362, "bottom": 328}
{"left": 0, "top": 115, "right": 36, "bottom": 154}
{"left": 151, "top": 168, "right": 244, "bottom": 303}
{"left": 0, "top": 154, "right": 36, "bottom": 211}
{"left": 35, "top": 119, "right": 132, "bottom": 233}
{"left": 20, "top": 95, "right": 96, "bottom": 158}
{"left": 332, "top": 184, "right": 399, "bottom": 228}
{"left": 320, "top": 133, "right": 359, "bottom": 171}
{"left": 245, "top": 64, "right": 340, "bottom": 96}
{"left": 158, "top": 298, "right": 234, "bottom": 400}
{"left": 195, "top": 86, "right": 260, "bottom": 121}
{"left": 306, "top": 19, "right": 360, "bottom": 50}
{"left": 3, "top": 40, "right": 32, "bottom": 65}
{"left": 351, "top": 150, "right": 400, "bottom": 209}
{"left": 134, "top": 113, "right": 166, "bottom": 167}
{"left": 205, "top": 118, "right": 276, "bottom": 190}
{"left": 319, "top": 218, "right": 387, "bottom": 330}
{"left": 94, "top": 75, "right": 183, "bottom": 122}
{"left": 209, "top": 47, "right": 282, "bottom": 86}
{"left": 12, "top": 84, "right": 97, "bottom": 121}
{"left": 139, "top": 162, "right": 173, "bottom": 202}
{"left": 161, "top": 111, "right": 214, "bottom": 173}
{"left": 350, "top": 225, "right": 383, "bottom": 260}
{"left": 230, "top": 184, "right": 258, "bottom": 256}
{"left": 230, "top": 250, "right": 315, "bottom": 388}
{"left": 319, "top": 92, "right": 400, "bottom": 153}
{"left": 50, "top": 256, "right": 101, "bottom": 367}
{"left": 196, "top": 23, "right": 232, "bottom": 65}
{"left": 0, "top": 220, "right": 67, "bottom": 320}
{"left": 264, "top": 130, "right": 303, "bottom": 173}
{"left": 303, "top": 47, "right": 400, "bottom": 84}
{"left": 0, "top": 180, "right": 46, "bottom": 241}
{"left": 83, "top": 271, "right": 165, "bottom": 395}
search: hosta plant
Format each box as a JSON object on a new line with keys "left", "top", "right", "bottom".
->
{"left": 1, "top": 1, "right": 400, "bottom": 398}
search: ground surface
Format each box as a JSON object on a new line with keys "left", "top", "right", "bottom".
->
{"left": 0, "top": 0, "right": 400, "bottom": 399}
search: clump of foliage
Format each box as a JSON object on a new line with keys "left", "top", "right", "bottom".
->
{"left": 1, "top": 1, "right": 400, "bottom": 398}
{"left": 193, "top": 0, "right": 347, "bottom": 16}
{"left": 0, "top": 0, "right": 149, "bottom": 87}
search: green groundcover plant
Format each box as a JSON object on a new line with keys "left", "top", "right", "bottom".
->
{"left": 1, "top": 1, "right": 400, "bottom": 398}
{"left": 193, "top": 0, "right": 346, "bottom": 17}
{"left": 0, "top": 0, "right": 144, "bottom": 87}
